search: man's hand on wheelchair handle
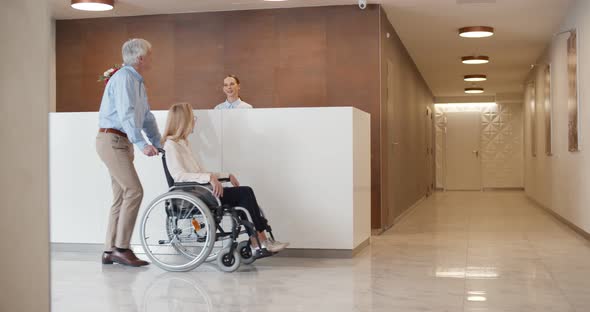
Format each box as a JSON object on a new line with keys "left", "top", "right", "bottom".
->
{"left": 210, "top": 175, "right": 224, "bottom": 197}
{"left": 143, "top": 145, "right": 158, "bottom": 157}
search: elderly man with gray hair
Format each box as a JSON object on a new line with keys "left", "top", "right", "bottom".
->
{"left": 96, "top": 38, "right": 161, "bottom": 267}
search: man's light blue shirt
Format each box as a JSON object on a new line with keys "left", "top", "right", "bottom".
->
{"left": 98, "top": 66, "right": 161, "bottom": 150}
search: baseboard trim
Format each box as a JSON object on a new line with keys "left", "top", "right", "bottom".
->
{"left": 275, "top": 249, "right": 349, "bottom": 258}
{"left": 393, "top": 196, "right": 426, "bottom": 225}
{"left": 483, "top": 187, "right": 525, "bottom": 192}
{"left": 527, "top": 196, "right": 590, "bottom": 241}
{"left": 372, "top": 196, "right": 426, "bottom": 235}
{"left": 51, "top": 241, "right": 368, "bottom": 259}
{"left": 51, "top": 242, "right": 104, "bottom": 253}
{"left": 371, "top": 228, "right": 385, "bottom": 236}
{"left": 352, "top": 237, "right": 371, "bottom": 256}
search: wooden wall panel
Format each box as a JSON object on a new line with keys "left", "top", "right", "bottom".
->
{"left": 379, "top": 8, "right": 434, "bottom": 229}
{"left": 173, "top": 15, "right": 225, "bottom": 106}
{"left": 276, "top": 10, "right": 327, "bottom": 107}
{"left": 56, "top": 6, "right": 379, "bottom": 111}
{"left": 222, "top": 11, "right": 279, "bottom": 107}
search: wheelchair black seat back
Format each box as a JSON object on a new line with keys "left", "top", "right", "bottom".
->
{"left": 138, "top": 148, "right": 273, "bottom": 272}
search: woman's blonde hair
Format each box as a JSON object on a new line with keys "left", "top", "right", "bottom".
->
{"left": 161, "top": 102, "right": 195, "bottom": 145}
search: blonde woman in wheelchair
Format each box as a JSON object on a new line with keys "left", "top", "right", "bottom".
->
{"left": 161, "top": 102, "right": 288, "bottom": 253}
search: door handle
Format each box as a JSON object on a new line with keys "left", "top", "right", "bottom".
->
{"left": 472, "top": 150, "right": 479, "bottom": 158}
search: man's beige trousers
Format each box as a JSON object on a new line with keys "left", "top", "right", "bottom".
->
{"left": 96, "top": 132, "right": 143, "bottom": 250}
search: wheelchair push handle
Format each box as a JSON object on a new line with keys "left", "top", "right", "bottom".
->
{"left": 157, "top": 148, "right": 166, "bottom": 155}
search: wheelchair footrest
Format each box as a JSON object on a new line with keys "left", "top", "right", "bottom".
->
{"left": 253, "top": 248, "right": 274, "bottom": 260}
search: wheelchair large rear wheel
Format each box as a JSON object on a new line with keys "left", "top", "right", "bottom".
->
{"left": 140, "top": 191, "right": 216, "bottom": 272}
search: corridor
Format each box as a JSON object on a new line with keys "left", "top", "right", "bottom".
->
{"left": 52, "top": 191, "right": 590, "bottom": 312}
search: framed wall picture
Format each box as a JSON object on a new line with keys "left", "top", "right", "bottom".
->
{"left": 529, "top": 82, "right": 537, "bottom": 157}
{"left": 567, "top": 29, "right": 580, "bottom": 152}
{"left": 544, "top": 64, "right": 552, "bottom": 156}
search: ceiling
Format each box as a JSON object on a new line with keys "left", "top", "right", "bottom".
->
{"left": 382, "top": 0, "right": 572, "bottom": 99}
{"left": 51, "top": 0, "right": 573, "bottom": 99}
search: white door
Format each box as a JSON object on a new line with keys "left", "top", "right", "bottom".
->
{"left": 445, "top": 111, "right": 481, "bottom": 190}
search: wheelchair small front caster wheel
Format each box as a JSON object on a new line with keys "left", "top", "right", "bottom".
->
{"left": 237, "top": 241, "right": 256, "bottom": 265}
{"left": 216, "top": 247, "right": 240, "bottom": 272}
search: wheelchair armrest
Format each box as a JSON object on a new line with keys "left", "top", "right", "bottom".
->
{"left": 174, "top": 178, "right": 228, "bottom": 186}
{"left": 173, "top": 182, "right": 209, "bottom": 187}
{"left": 172, "top": 178, "right": 230, "bottom": 190}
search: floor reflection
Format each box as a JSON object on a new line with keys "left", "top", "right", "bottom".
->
{"left": 435, "top": 266, "right": 499, "bottom": 279}
{"left": 52, "top": 192, "right": 590, "bottom": 312}
{"left": 141, "top": 273, "right": 213, "bottom": 312}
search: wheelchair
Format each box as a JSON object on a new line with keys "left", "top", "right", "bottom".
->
{"left": 139, "top": 149, "right": 277, "bottom": 272}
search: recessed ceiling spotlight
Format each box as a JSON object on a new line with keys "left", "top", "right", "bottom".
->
{"left": 459, "top": 26, "right": 494, "bottom": 38}
{"left": 462, "top": 56, "right": 490, "bottom": 64}
{"left": 465, "top": 87, "right": 484, "bottom": 94}
{"left": 464, "top": 74, "right": 487, "bottom": 82}
{"left": 71, "top": 0, "right": 114, "bottom": 11}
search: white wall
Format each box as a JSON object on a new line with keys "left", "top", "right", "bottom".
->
{"left": 435, "top": 103, "right": 524, "bottom": 189}
{"left": 0, "top": 1, "right": 51, "bottom": 312}
{"left": 525, "top": 0, "right": 590, "bottom": 234}
{"left": 353, "top": 111, "right": 371, "bottom": 247}
{"left": 50, "top": 107, "right": 371, "bottom": 250}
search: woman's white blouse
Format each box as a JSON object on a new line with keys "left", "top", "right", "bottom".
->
{"left": 163, "top": 139, "right": 227, "bottom": 183}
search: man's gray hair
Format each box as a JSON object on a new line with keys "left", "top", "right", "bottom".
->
{"left": 122, "top": 38, "right": 152, "bottom": 66}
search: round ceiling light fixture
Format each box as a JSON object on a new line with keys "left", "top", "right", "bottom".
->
{"left": 459, "top": 26, "right": 494, "bottom": 38}
{"left": 465, "top": 87, "right": 485, "bottom": 94}
{"left": 71, "top": 0, "right": 114, "bottom": 11}
{"left": 462, "top": 56, "right": 490, "bottom": 65}
{"left": 464, "top": 74, "right": 487, "bottom": 82}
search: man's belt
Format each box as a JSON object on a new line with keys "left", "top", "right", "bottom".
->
{"left": 99, "top": 128, "right": 128, "bottom": 138}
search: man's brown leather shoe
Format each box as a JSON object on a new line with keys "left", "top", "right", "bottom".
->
{"left": 110, "top": 249, "right": 149, "bottom": 267}
{"left": 102, "top": 252, "right": 114, "bottom": 264}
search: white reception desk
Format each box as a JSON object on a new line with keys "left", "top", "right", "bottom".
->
{"left": 50, "top": 107, "right": 371, "bottom": 257}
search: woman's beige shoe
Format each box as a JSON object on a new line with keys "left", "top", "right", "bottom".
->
{"left": 264, "top": 240, "right": 289, "bottom": 252}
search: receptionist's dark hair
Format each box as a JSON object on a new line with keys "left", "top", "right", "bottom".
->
{"left": 224, "top": 74, "right": 240, "bottom": 85}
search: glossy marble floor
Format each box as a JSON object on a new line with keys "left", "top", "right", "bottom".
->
{"left": 51, "top": 191, "right": 590, "bottom": 312}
